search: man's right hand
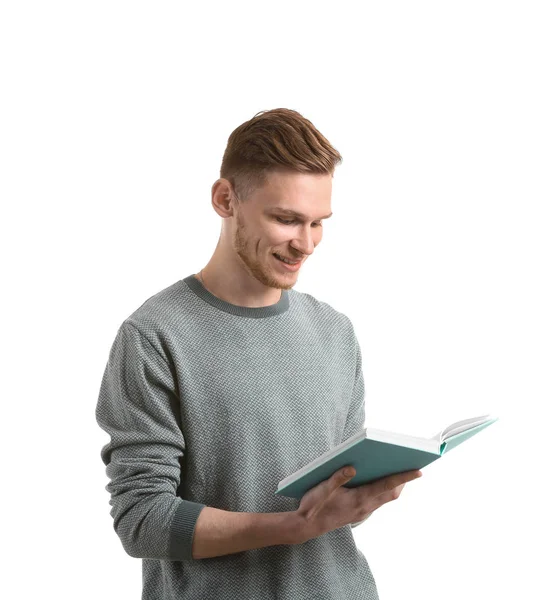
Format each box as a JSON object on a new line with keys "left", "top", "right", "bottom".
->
{"left": 292, "top": 466, "right": 423, "bottom": 544}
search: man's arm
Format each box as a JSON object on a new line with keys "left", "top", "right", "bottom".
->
{"left": 192, "top": 507, "right": 301, "bottom": 559}
{"left": 96, "top": 321, "right": 301, "bottom": 560}
{"left": 96, "top": 321, "right": 208, "bottom": 561}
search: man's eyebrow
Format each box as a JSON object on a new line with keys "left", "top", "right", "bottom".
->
{"left": 268, "top": 207, "right": 333, "bottom": 220}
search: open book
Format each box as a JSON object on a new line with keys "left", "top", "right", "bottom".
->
{"left": 275, "top": 414, "right": 498, "bottom": 500}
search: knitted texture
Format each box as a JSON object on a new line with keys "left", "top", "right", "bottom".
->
{"left": 96, "top": 274, "right": 379, "bottom": 599}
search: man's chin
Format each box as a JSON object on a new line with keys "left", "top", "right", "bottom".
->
{"left": 271, "top": 275, "right": 297, "bottom": 291}
{"left": 256, "top": 270, "right": 297, "bottom": 291}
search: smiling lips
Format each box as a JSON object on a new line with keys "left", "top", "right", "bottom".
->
{"left": 274, "top": 253, "right": 302, "bottom": 264}
{"left": 273, "top": 254, "right": 303, "bottom": 273}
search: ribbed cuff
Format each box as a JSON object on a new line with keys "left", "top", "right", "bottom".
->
{"left": 168, "top": 499, "right": 207, "bottom": 561}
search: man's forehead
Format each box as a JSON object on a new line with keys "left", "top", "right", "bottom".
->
{"left": 253, "top": 172, "right": 332, "bottom": 220}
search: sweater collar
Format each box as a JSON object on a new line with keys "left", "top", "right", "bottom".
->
{"left": 182, "top": 274, "right": 290, "bottom": 318}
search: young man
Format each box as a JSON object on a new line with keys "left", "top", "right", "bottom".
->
{"left": 96, "top": 108, "right": 418, "bottom": 599}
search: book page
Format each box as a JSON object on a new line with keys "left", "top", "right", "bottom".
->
{"left": 434, "top": 414, "right": 493, "bottom": 442}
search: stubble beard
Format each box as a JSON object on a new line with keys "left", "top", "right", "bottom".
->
{"left": 233, "top": 212, "right": 294, "bottom": 291}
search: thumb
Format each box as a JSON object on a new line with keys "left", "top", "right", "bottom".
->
{"left": 338, "top": 466, "right": 356, "bottom": 483}
{"left": 312, "top": 467, "right": 356, "bottom": 511}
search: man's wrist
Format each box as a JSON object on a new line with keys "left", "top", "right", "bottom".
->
{"left": 283, "top": 511, "right": 310, "bottom": 546}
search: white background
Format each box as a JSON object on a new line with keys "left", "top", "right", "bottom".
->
{"left": 1, "top": 1, "right": 542, "bottom": 599}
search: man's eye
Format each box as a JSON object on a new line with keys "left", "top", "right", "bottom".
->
{"left": 276, "top": 217, "right": 322, "bottom": 227}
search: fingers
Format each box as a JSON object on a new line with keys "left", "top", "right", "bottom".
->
{"left": 336, "top": 466, "right": 422, "bottom": 506}
{"left": 365, "top": 478, "right": 414, "bottom": 514}
{"left": 367, "top": 469, "right": 422, "bottom": 498}
{"left": 344, "top": 469, "right": 422, "bottom": 522}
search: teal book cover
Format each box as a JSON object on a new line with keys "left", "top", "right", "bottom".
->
{"left": 275, "top": 414, "right": 498, "bottom": 500}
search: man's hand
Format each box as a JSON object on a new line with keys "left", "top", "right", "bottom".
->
{"left": 293, "top": 467, "right": 421, "bottom": 543}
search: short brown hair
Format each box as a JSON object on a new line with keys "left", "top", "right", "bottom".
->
{"left": 219, "top": 108, "right": 342, "bottom": 202}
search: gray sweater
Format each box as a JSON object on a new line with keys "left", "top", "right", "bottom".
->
{"left": 96, "top": 274, "right": 379, "bottom": 599}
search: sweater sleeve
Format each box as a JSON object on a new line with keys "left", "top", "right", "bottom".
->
{"left": 95, "top": 321, "right": 206, "bottom": 560}
{"left": 341, "top": 322, "right": 368, "bottom": 529}
{"left": 342, "top": 326, "right": 366, "bottom": 445}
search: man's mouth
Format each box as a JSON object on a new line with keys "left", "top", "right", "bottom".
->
{"left": 273, "top": 253, "right": 301, "bottom": 265}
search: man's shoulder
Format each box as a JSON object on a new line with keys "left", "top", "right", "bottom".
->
{"left": 291, "top": 288, "right": 353, "bottom": 332}
{"left": 120, "top": 279, "right": 191, "bottom": 336}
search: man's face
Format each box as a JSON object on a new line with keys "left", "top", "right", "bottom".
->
{"left": 229, "top": 171, "right": 333, "bottom": 290}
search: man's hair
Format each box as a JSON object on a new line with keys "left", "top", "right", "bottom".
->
{"left": 219, "top": 108, "right": 342, "bottom": 202}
